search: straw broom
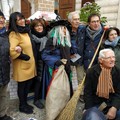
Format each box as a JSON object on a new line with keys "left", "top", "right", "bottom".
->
{"left": 56, "top": 30, "right": 106, "bottom": 120}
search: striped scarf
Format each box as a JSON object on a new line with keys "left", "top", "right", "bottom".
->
{"left": 96, "top": 65, "right": 115, "bottom": 99}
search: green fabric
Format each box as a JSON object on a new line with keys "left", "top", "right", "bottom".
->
{"left": 49, "top": 67, "right": 53, "bottom": 76}
{"left": 49, "top": 26, "right": 71, "bottom": 47}
{"left": 70, "top": 72, "right": 72, "bottom": 82}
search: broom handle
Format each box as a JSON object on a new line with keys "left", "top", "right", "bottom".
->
{"left": 78, "top": 30, "right": 105, "bottom": 90}
{"left": 88, "top": 30, "right": 105, "bottom": 69}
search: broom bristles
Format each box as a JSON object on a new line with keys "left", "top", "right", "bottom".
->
{"left": 56, "top": 76, "right": 85, "bottom": 120}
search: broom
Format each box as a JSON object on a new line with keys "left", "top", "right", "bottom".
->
{"left": 56, "top": 30, "right": 106, "bottom": 120}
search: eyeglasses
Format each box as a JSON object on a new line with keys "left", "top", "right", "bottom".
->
{"left": 73, "top": 18, "right": 80, "bottom": 21}
{"left": 35, "top": 24, "right": 43, "bottom": 28}
{"left": 103, "top": 56, "right": 115, "bottom": 60}
{"left": 90, "top": 20, "right": 100, "bottom": 24}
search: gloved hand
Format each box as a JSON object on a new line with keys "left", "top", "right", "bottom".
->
{"left": 55, "top": 60, "right": 63, "bottom": 66}
{"left": 55, "top": 59, "right": 67, "bottom": 66}
{"left": 17, "top": 53, "right": 30, "bottom": 61}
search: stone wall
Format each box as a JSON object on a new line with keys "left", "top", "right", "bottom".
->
{"left": 96, "top": 0, "right": 120, "bottom": 28}
{"left": 34, "top": 0, "right": 54, "bottom": 12}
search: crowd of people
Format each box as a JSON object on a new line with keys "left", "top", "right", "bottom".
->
{"left": 0, "top": 9, "right": 120, "bottom": 120}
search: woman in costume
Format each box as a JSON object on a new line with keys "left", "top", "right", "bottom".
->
{"left": 41, "top": 20, "right": 73, "bottom": 99}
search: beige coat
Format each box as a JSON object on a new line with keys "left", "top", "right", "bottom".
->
{"left": 9, "top": 31, "right": 36, "bottom": 82}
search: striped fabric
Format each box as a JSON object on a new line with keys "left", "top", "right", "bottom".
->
{"left": 96, "top": 65, "right": 115, "bottom": 99}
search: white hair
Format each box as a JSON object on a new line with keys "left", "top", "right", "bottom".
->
{"left": 48, "top": 26, "right": 71, "bottom": 47}
{"left": 67, "top": 11, "right": 79, "bottom": 22}
{"left": 99, "top": 49, "right": 114, "bottom": 58}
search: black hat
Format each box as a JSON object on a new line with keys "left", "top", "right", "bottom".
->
{"left": 48, "top": 19, "right": 72, "bottom": 32}
{"left": 0, "top": 10, "right": 5, "bottom": 18}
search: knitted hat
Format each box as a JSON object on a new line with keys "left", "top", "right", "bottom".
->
{"left": 0, "top": 10, "right": 5, "bottom": 18}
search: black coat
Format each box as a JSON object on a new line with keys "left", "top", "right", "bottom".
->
{"left": 84, "top": 64, "right": 120, "bottom": 110}
{"left": 0, "top": 32, "right": 10, "bottom": 86}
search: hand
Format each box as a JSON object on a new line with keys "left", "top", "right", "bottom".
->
{"left": 106, "top": 107, "right": 117, "bottom": 120}
{"left": 61, "top": 59, "right": 67, "bottom": 64}
{"left": 15, "top": 46, "right": 22, "bottom": 53}
{"left": 70, "top": 54, "right": 76, "bottom": 59}
{"left": 55, "top": 60, "right": 63, "bottom": 66}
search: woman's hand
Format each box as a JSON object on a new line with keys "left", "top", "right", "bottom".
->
{"left": 15, "top": 46, "right": 22, "bottom": 53}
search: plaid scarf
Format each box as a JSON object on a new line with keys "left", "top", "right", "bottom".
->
{"left": 96, "top": 65, "right": 115, "bottom": 99}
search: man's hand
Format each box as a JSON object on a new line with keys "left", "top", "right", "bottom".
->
{"left": 70, "top": 54, "right": 76, "bottom": 59}
{"left": 106, "top": 106, "right": 117, "bottom": 119}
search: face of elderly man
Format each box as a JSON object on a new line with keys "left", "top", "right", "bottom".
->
{"left": 70, "top": 14, "right": 80, "bottom": 31}
{"left": 99, "top": 50, "right": 115, "bottom": 68}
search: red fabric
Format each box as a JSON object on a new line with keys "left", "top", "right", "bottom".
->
{"left": 46, "top": 69, "right": 58, "bottom": 96}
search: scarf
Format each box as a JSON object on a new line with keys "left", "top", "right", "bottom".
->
{"left": 32, "top": 34, "right": 48, "bottom": 52}
{"left": 105, "top": 36, "right": 120, "bottom": 47}
{"left": 17, "top": 25, "right": 30, "bottom": 33}
{"left": 0, "top": 27, "right": 6, "bottom": 35}
{"left": 86, "top": 25, "right": 102, "bottom": 41}
{"left": 96, "top": 65, "right": 115, "bottom": 99}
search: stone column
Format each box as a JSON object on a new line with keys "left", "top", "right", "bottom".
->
{"left": 1, "top": 0, "right": 14, "bottom": 20}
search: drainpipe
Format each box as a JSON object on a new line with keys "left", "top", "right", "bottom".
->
{"left": 1, "top": 0, "right": 14, "bottom": 20}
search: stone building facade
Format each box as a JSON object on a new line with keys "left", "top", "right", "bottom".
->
{"left": 76, "top": 0, "right": 120, "bottom": 29}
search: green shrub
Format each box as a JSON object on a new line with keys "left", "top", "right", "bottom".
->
{"left": 80, "top": 2, "right": 107, "bottom": 24}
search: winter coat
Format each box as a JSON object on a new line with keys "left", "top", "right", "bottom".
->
{"left": 9, "top": 31, "right": 36, "bottom": 82}
{"left": 84, "top": 25, "right": 104, "bottom": 70}
{"left": 84, "top": 64, "right": 120, "bottom": 110}
{"left": 31, "top": 34, "right": 48, "bottom": 82}
{"left": 70, "top": 25, "right": 86, "bottom": 66}
{"left": 0, "top": 32, "right": 10, "bottom": 86}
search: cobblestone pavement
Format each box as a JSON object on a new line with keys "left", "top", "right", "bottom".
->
{"left": 7, "top": 98, "right": 84, "bottom": 120}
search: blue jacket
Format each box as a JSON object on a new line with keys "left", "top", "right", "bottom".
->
{"left": 70, "top": 25, "right": 86, "bottom": 66}
{"left": 84, "top": 25, "right": 104, "bottom": 70}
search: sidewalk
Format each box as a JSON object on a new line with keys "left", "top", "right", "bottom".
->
{"left": 7, "top": 97, "right": 84, "bottom": 120}
{"left": 7, "top": 98, "right": 46, "bottom": 120}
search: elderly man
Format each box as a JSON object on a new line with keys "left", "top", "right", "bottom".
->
{"left": 68, "top": 11, "right": 85, "bottom": 84}
{"left": 0, "top": 11, "right": 13, "bottom": 120}
{"left": 82, "top": 49, "right": 120, "bottom": 120}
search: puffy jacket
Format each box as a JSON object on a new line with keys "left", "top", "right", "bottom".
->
{"left": 0, "top": 32, "right": 10, "bottom": 86}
